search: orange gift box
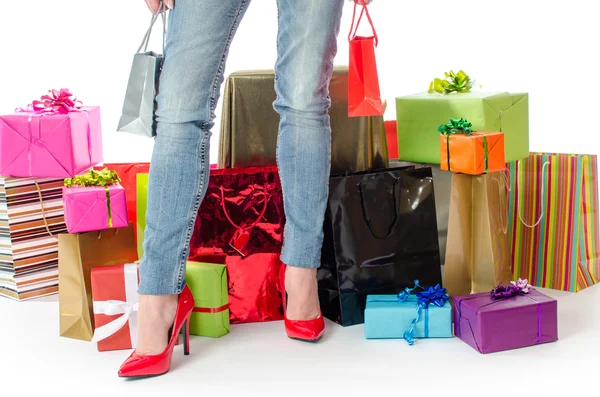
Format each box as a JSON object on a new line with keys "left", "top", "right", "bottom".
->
{"left": 440, "top": 132, "right": 505, "bottom": 175}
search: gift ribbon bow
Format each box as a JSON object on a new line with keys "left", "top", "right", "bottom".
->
{"left": 64, "top": 169, "right": 121, "bottom": 228}
{"left": 439, "top": 118, "right": 489, "bottom": 174}
{"left": 15, "top": 89, "right": 91, "bottom": 177}
{"left": 397, "top": 280, "right": 450, "bottom": 346}
{"left": 31, "top": 88, "right": 83, "bottom": 114}
{"left": 491, "top": 278, "right": 532, "bottom": 300}
{"left": 428, "top": 70, "right": 475, "bottom": 95}
{"left": 91, "top": 264, "right": 139, "bottom": 347}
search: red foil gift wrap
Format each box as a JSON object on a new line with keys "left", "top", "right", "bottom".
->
{"left": 188, "top": 167, "right": 285, "bottom": 324}
{"left": 226, "top": 253, "right": 284, "bottom": 323}
{"left": 189, "top": 167, "right": 284, "bottom": 258}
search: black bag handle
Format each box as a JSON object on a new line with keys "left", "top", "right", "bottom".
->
{"left": 357, "top": 176, "right": 401, "bottom": 240}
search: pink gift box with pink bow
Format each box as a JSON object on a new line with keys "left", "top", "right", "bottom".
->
{"left": 0, "top": 89, "right": 103, "bottom": 178}
{"left": 63, "top": 184, "right": 129, "bottom": 233}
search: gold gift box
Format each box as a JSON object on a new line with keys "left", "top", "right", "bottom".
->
{"left": 218, "top": 67, "right": 389, "bottom": 174}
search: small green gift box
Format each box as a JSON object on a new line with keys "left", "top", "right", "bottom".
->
{"left": 395, "top": 91, "right": 529, "bottom": 164}
{"left": 185, "top": 262, "right": 230, "bottom": 338}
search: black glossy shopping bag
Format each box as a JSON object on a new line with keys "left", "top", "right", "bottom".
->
{"left": 318, "top": 167, "right": 442, "bottom": 326}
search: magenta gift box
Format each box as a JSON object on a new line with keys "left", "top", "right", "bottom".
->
{"left": 63, "top": 184, "right": 128, "bottom": 233}
{"left": 453, "top": 289, "right": 558, "bottom": 354}
{"left": 0, "top": 107, "right": 103, "bottom": 178}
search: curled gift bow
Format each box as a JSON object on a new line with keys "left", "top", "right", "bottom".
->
{"left": 491, "top": 278, "right": 533, "bottom": 300}
{"left": 428, "top": 70, "right": 475, "bottom": 95}
{"left": 399, "top": 280, "right": 450, "bottom": 346}
{"left": 64, "top": 168, "right": 121, "bottom": 188}
{"left": 29, "top": 88, "right": 83, "bottom": 114}
{"left": 438, "top": 118, "right": 474, "bottom": 136}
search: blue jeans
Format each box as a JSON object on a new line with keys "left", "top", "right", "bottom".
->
{"left": 138, "top": 0, "right": 345, "bottom": 295}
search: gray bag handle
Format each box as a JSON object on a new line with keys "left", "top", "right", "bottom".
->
{"left": 137, "top": 2, "right": 167, "bottom": 54}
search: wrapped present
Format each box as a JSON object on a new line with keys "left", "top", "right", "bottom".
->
{"left": 454, "top": 280, "right": 558, "bottom": 353}
{"left": 319, "top": 166, "right": 442, "bottom": 326}
{"left": 396, "top": 72, "right": 528, "bottom": 164}
{"left": 365, "top": 282, "right": 452, "bottom": 342}
{"left": 59, "top": 224, "right": 137, "bottom": 341}
{"left": 509, "top": 153, "right": 600, "bottom": 291}
{"left": 218, "top": 67, "right": 388, "bottom": 174}
{"left": 63, "top": 169, "right": 128, "bottom": 233}
{"left": 444, "top": 172, "right": 513, "bottom": 296}
{"left": 90, "top": 263, "right": 139, "bottom": 351}
{"left": 0, "top": 177, "right": 66, "bottom": 300}
{"left": 0, "top": 89, "right": 103, "bottom": 178}
{"left": 438, "top": 118, "right": 505, "bottom": 175}
{"left": 385, "top": 121, "right": 398, "bottom": 159}
{"left": 186, "top": 262, "right": 229, "bottom": 338}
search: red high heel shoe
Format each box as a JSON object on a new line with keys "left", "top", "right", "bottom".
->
{"left": 279, "top": 264, "right": 325, "bottom": 342}
{"left": 118, "top": 285, "right": 195, "bottom": 378}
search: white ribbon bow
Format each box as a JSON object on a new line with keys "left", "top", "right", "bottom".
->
{"left": 91, "top": 264, "right": 139, "bottom": 347}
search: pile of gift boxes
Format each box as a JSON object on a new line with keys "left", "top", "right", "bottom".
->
{"left": 1, "top": 68, "right": 597, "bottom": 355}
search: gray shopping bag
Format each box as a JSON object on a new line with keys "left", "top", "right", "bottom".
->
{"left": 118, "top": 6, "right": 166, "bottom": 137}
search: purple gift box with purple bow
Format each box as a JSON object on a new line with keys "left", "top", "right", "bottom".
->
{"left": 453, "top": 280, "right": 558, "bottom": 354}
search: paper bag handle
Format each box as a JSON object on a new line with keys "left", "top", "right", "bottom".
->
{"left": 137, "top": 1, "right": 167, "bottom": 54}
{"left": 517, "top": 161, "right": 550, "bottom": 228}
{"left": 358, "top": 176, "right": 400, "bottom": 240}
{"left": 348, "top": 0, "right": 379, "bottom": 46}
{"left": 33, "top": 181, "right": 55, "bottom": 239}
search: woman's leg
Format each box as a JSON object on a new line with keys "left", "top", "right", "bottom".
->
{"left": 136, "top": 0, "right": 251, "bottom": 355}
{"left": 274, "top": 0, "right": 344, "bottom": 320}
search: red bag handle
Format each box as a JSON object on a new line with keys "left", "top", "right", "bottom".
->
{"left": 220, "top": 186, "right": 269, "bottom": 231}
{"left": 348, "top": 0, "right": 379, "bottom": 46}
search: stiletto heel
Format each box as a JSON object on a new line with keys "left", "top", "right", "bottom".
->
{"left": 279, "top": 264, "right": 325, "bottom": 342}
{"left": 183, "top": 318, "right": 190, "bottom": 356}
{"left": 118, "top": 285, "right": 195, "bottom": 378}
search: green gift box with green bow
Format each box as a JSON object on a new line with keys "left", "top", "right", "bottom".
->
{"left": 395, "top": 71, "right": 529, "bottom": 164}
{"left": 185, "top": 262, "right": 230, "bottom": 338}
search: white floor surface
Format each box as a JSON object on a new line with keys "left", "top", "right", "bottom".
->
{"left": 1, "top": 285, "right": 598, "bottom": 397}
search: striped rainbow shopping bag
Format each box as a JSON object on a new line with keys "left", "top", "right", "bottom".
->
{"left": 508, "top": 153, "right": 600, "bottom": 291}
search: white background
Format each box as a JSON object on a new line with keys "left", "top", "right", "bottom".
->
{"left": 1, "top": 1, "right": 599, "bottom": 395}
{"left": 1, "top": 0, "right": 599, "bottom": 163}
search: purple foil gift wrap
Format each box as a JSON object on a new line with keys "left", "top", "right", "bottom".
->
{"left": 453, "top": 289, "right": 558, "bottom": 354}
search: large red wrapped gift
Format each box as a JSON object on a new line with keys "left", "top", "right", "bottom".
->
{"left": 90, "top": 263, "right": 139, "bottom": 351}
{"left": 189, "top": 167, "right": 285, "bottom": 323}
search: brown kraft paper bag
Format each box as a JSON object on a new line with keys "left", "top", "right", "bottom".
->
{"left": 59, "top": 223, "right": 138, "bottom": 341}
{"left": 443, "top": 172, "right": 512, "bottom": 296}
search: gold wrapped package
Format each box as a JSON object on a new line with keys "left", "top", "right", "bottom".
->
{"left": 218, "top": 68, "right": 389, "bottom": 174}
{"left": 59, "top": 224, "right": 138, "bottom": 341}
{"left": 443, "top": 173, "right": 512, "bottom": 296}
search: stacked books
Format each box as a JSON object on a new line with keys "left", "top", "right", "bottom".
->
{"left": 0, "top": 177, "right": 66, "bottom": 300}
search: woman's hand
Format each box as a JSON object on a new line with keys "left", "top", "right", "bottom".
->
{"left": 144, "top": 0, "right": 173, "bottom": 13}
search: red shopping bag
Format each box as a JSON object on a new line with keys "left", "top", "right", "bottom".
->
{"left": 348, "top": 0, "right": 384, "bottom": 117}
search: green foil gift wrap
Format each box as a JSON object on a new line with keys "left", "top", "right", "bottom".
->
{"left": 395, "top": 91, "right": 529, "bottom": 163}
{"left": 185, "top": 262, "right": 230, "bottom": 338}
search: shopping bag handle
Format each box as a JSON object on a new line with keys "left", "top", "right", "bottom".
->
{"left": 357, "top": 176, "right": 400, "bottom": 240}
{"left": 517, "top": 161, "right": 550, "bottom": 228}
{"left": 348, "top": 0, "right": 379, "bottom": 46}
{"left": 137, "top": 1, "right": 167, "bottom": 54}
{"left": 219, "top": 185, "right": 269, "bottom": 232}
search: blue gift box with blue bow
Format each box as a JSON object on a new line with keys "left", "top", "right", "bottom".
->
{"left": 365, "top": 282, "right": 453, "bottom": 343}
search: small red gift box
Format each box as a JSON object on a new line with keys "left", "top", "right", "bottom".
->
{"left": 91, "top": 263, "right": 139, "bottom": 351}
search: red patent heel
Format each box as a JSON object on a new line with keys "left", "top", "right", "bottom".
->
{"left": 279, "top": 264, "right": 325, "bottom": 342}
{"left": 118, "top": 285, "right": 195, "bottom": 378}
